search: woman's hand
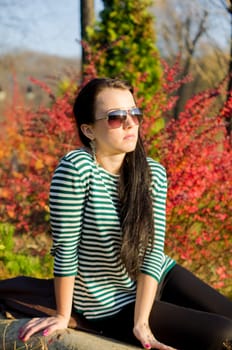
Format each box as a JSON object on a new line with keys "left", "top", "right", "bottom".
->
{"left": 133, "top": 274, "right": 177, "bottom": 349}
{"left": 133, "top": 322, "right": 177, "bottom": 350}
{"left": 18, "top": 315, "right": 69, "bottom": 342}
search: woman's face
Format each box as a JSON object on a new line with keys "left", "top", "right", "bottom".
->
{"left": 91, "top": 88, "right": 140, "bottom": 157}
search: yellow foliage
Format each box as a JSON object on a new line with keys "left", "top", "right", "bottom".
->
{"left": 35, "top": 159, "right": 44, "bottom": 170}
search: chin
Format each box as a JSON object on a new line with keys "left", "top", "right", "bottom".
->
{"left": 115, "top": 140, "right": 137, "bottom": 154}
{"left": 124, "top": 144, "right": 137, "bottom": 153}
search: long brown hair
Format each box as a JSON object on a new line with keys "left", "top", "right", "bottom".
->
{"left": 73, "top": 78, "right": 154, "bottom": 279}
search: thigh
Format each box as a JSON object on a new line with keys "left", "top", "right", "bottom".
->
{"left": 79, "top": 303, "right": 140, "bottom": 347}
{"left": 160, "top": 264, "right": 232, "bottom": 319}
{"left": 149, "top": 300, "right": 232, "bottom": 350}
{"left": 80, "top": 300, "right": 232, "bottom": 350}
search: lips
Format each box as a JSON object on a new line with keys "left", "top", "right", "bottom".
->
{"left": 123, "top": 134, "right": 136, "bottom": 140}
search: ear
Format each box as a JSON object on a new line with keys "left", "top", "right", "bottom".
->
{"left": 80, "top": 124, "right": 95, "bottom": 140}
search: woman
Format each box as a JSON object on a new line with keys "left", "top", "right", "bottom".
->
{"left": 19, "top": 78, "right": 232, "bottom": 349}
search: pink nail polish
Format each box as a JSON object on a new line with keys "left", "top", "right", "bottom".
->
{"left": 145, "top": 344, "right": 151, "bottom": 349}
{"left": 43, "top": 329, "right": 49, "bottom": 336}
{"left": 18, "top": 335, "right": 25, "bottom": 342}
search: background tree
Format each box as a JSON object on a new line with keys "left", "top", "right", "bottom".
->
{"left": 86, "top": 0, "right": 161, "bottom": 103}
{"left": 80, "top": 0, "right": 95, "bottom": 71}
{"left": 217, "top": 0, "right": 232, "bottom": 137}
{"left": 0, "top": 0, "right": 231, "bottom": 299}
{"left": 153, "top": 0, "right": 230, "bottom": 119}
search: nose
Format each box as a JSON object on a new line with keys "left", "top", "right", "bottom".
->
{"left": 123, "top": 114, "right": 135, "bottom": 129}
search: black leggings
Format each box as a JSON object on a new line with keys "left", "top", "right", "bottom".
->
{"left": 79, "top": 265, "right": 232, "bottom": 350}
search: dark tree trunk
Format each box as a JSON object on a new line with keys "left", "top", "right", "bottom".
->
{"left": 226, "top": 1, "right": 232, "bottom": 138}
{"left": 173, "top": 11, "right": 208, "bottom": 119}
{"left": 80, "top": 0, "right": 95, "bottom": 73}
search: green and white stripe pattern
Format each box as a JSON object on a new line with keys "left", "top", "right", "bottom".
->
{"left": 50, "top": 148, "right": 175, "bottom": 319}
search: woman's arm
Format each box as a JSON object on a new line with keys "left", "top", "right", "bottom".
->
{"left": 140, "top": 161, "right": 168, "bottom": 283}
{"left": 134, "top": 273, "right": 158, "bottom": 327}
{"left": 19, "top": 154, "right": 89, "bottom": 342}
{"left": 133, "top": 273, "right": 176, "bottom": 350}
{"left": 54, "top": 276, "right": 75, "bottom": 321}
{"left": 19, "top": 276, "right": 75, "bottom": 342}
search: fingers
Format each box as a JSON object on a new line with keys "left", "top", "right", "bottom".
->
{"left": 144, "top": 337, "right": 175, "bottom": 350}
{"left": 19, "top": 317, "right": 48, "bottom": 342}
{"left": 147, "top": 337, "right": 178, "bottom": 350}
{"left": 144, "top": 339, "right": 177, "bottom": 350}
{"left": 149, "top": 339, "right": 178, "bottom": 350}
{"left": 18, "top": 316, "right": 66, "bottom": 342}
{"left": 145, "top": 336, "right": 178, "bottom": 350}
{"left": 133, "top": 323, "right": 178, "bottom": 350}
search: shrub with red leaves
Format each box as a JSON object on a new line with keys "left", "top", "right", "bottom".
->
{"left": 0, "top": 58, "right": 231, "bottom": 297}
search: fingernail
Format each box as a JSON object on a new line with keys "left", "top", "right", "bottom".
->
{"left": 18, "top": 331, "right": 23, "bottom": 339}
{"left": 145, "top": 344, "right": 151, "bottom": 349}
{"left": 18, "top": 335, "right": 25, "bottom": 342}
{"left": 43, "top": 329, "right": 49, "bottom": 336}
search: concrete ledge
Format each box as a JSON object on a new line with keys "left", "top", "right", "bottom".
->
{"left": 0, "top": 317, "right": 141, "bottom": 350}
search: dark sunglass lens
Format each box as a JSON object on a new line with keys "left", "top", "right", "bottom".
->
{"left": 130, "top": 108, "right": 143, "bottom": 124}
{"left": 106, "top": 109, "right": 142, "bottom": 128}
{"left": 107, "top": 111, "right": 126, "bottom": 128}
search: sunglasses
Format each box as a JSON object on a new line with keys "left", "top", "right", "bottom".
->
{"left": 95, "top": 107, "right": 143, "bottom": 129}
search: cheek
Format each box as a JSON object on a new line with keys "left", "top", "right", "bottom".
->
{"left": 104, "top": 132, "right": 122, "bottom": 145}
{"left": 95, "top": 130, "right": 123, "bottom": 148}
{"left": 94, "top": 125, "right": 112, "bottom": 142}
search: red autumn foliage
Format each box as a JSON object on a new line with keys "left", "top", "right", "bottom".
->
{"left": 143, "top": 69, "right": 232, "bottom": 294}
{"left": 0, "top": 79, "right": 79, "bottom": 236}
{"left": 0, "top": 59, "right": 231, "bottom": 296}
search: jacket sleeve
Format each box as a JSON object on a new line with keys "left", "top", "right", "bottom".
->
{"left": 49, "top": 157, "right": 88, "bottom": 277}
{"left": 140, "top": 161, "right": 167, "bottom": 282}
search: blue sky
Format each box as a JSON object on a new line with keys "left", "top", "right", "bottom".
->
{"left": 0, "top": 0, "right": 229, "bottom": 59}
{"left": 0, "top": 0, "right": 103, "bottom": 58}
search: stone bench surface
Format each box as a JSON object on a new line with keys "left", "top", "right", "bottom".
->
{"left": 0, "top": 316, "right": 141, "bottom": 350}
